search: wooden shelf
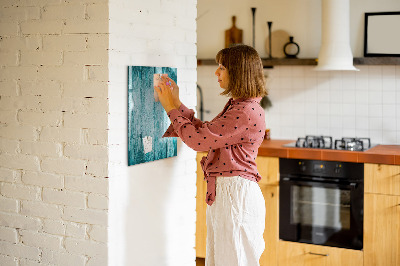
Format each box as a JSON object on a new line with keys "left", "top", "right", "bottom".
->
{"left": 197, "top": 58, "right": 317, "bottom": 67}
{"left": 353, "top": 57, "right": 400, "bottom": 65}
{"left": 197, "top": 57, "right": 400, "bottom": 68}
{"left": 262, "top": 58, "right": 317, "bottom": 67}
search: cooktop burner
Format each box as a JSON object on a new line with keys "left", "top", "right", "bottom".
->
{"left": 334, "top": 137, "right": 371, "bottom": 151}
{"left": 295, "top": 135, "right": 333, "bottom": 149}
{"left": 284, "top": 135, "right": 374, "bottom": 151}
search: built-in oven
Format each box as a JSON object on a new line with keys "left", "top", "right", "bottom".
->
{"left": 279, "top": 158, "right": 364, "bottom": 250}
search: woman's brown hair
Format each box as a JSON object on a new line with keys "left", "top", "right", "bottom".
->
{"left": 215, "top": 45, "right": 267, "bottom": 99}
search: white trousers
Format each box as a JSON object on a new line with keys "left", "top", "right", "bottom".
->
{"left": 205, "top": 176, "right": 266, "bottom": 266}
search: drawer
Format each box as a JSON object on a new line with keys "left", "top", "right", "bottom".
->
{"left": 278, "top": 241, "right": 363, "bottom": 266}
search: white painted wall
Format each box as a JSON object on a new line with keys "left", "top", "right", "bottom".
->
{"left": 0, "top": 1, "right": 109, "bottom": 265}
{"left": 197, "top": 0, "right": 400, "bottom": 145}
{"left": 198, "top": 0, "right": 400, "bottom": 58}
{"left": 108, "top": 0, "right": 198, "bottom": 265}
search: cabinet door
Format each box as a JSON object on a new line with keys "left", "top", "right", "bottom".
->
{"left": 365, "top": 163, "right": 400, "bottom": 196}
{"left": 278, "top": 241, "right": 363, "bottom": 266}
{"left": 259, "top": 185, "right": 279, "bottom": 266}
{"left": 364, "top": 193, "right": 400, "bottom": 266}
{"left": 196, "top": 152, "right": 208, "bottom": 258}
{"left": 256, "top": 156, "right": 279, "bottom": 186}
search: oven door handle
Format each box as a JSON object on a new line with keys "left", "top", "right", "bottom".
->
{"left": 281, "top": 177, "right": 357, "bottom": 188}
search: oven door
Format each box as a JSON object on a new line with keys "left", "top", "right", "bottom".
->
{"left": 279, "top": 177, "right": 363, "bottom": 250}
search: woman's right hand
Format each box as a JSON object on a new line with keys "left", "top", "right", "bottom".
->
{"left": 163, "top": 76, "right": 181, "bottom": 109}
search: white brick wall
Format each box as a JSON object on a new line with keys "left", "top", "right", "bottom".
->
{"left": 108, "top": 0, "right": 197, "bottom": 265}
{"left": 0, "top": 1, "right": 109, "bottom": 265}
{"left": 1, "top": 0, "right": 198, "bottom": 265}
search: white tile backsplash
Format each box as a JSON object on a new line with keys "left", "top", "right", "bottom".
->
{"left": 330, "top": 103, "right": 342, "bottom": 116}
{"left": 342, "top": 128, "right": 357, "bottom": 138}
{"left": 369, "top": 117, "right": 383, "bottom": 130}
{"left": 369, "top": 76, "right": 383, "bottom": 91}
{"left": 305, "top": 102, "right": 317, "bottom": 115}
{"left": 317, "top": 102, "right": 330, "bottom": 115}
{"left": 355, "top": 90, "right": 369, "bottom": 104}
{"left": 342, "top": 90, "right": 355, "bottom": 104}
{"left": 369, "top": 104, "right": 383, "bottom": 118}
{"left": 356, "top": 129, "right": 370, "bottom": 138}
{"left": 383, "top": 77, "right": 396, "bottom": 91}
{"left": 197, "top": 65, "right": 400, "bottom": 144}
{"left": 383, "top": 91, "right": 396, "bottom": 104}
{"left": 356, "top": 117, "right": 369, "bottom": 130}
{"left": 382, "top": 65, "right": 396, "bottom": 76}
{"left": 330, "top": 116, "right": 343, "bottom": 128}
{"left": 383, "top": 117, "right": 397, "bottom": 131}
{"left": 383, "top": 104, "right": 396, "bottom": 118}
{"left": 317, "top": 88, "right": 330, "bottom": 103}
{"left": 369, "top": 91, "right": 383, "bottom": 104}
{"left": 343, "top": 116, "right": 356, "bottom": 129}
{"left": 370, "top": 130, "right": 383, "bottom": 144}
{"left": 342, "top": 103, "right": 356, "bottom": 116}
{"left": 355, "top": 67, "right": 369, "bottom": 90}
{"left": 355, "top": 104, "right": 369, "bottom": 117}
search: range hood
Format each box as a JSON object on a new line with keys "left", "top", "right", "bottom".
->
{"left": 314, "top": 0, "right": 359, "bottom": 71}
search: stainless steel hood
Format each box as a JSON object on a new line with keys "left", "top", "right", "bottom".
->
{"left": 314, "top": 0, "right": 359, "bottom": 71}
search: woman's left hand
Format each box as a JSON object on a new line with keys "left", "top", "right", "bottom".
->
{"left": 154, "top": 80, "right": 176, "bottom": 113}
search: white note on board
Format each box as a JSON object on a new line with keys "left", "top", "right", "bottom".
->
{"left": 142, "top": 136, "right": 153, "bottom": 154}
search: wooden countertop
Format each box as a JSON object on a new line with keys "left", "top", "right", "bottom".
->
{"left": 258, "top": 139, "right": 400, "bottom": 165}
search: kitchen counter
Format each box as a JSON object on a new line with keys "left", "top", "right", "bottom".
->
{"left": 258, "top": 139, "right": 400, "bottom": 165}
{"left": 196, "top": 140, "right": 400, "bottom": 264}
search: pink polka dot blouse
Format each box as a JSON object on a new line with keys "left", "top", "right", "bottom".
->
{"left": 163, "top": 97, "right": 266, "bottom": 206}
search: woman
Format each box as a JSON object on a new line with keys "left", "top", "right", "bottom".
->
{"left": 155, "top": 45, "right": 267, "bottom": 266}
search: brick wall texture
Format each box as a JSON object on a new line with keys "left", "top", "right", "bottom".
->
{"left": 0, "top": 1, "right": 109, "bottom": 265}
{"left": 1, "top": 0, "right": 198, "bottom": 265}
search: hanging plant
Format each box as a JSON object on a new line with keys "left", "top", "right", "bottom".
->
{"left": 260, "top": 95, "right": 272, "bottom": 110}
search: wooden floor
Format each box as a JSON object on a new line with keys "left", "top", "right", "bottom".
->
{"left": 196, "top": 257, "right": 205, "bottom": 266}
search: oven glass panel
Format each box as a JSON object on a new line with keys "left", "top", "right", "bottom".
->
{"left": 291, "top": 185, "right": 351, "bottom": 230}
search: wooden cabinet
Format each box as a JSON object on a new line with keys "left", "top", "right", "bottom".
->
{"left": 255, "top": 156, "right": 279, "bottom": 186}
{"left": 259, "top": 185, "right": 279, "bottom": 266}
{"left": 278, "top": 241, "right": 363, "bottom": 266}
{"left": 364, "top": 193, "right": 400, "bottom": 266}
{"left": 364, "top": 163, "right": 400, "bottom": 196}
{"left": 195, "top": 158, "right": 400, "bottom": 265}
{"left": 255, "top": 156, "right": 280, "bottom": 266}
{"left": 364, "top": 163, "right": 400, "bottom": 266}
{"left": 196, "top": 152, "right": 208, "bottom": 258}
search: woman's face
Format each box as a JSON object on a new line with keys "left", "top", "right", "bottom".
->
{"left": 215, "top": 64, "right": 229, "bottom": 89}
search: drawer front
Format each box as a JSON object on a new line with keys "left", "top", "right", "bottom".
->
{"left": 278, "top": 241, "right": 363, "bottom": 266}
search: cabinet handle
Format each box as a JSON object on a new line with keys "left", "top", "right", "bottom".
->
{"left": 309, "top": 252, "right": 329, "bottom": 257}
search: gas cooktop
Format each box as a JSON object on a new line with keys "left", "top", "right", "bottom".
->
{"left": 283, "top": 135, "right": 376, "bottom": 152}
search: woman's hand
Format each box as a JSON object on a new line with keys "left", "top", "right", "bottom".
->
{"left": 154, "top": 79, "right": 176, "bottom": 113}
{"left": 163, "top": 76, "right": 181, "bottom": 109}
